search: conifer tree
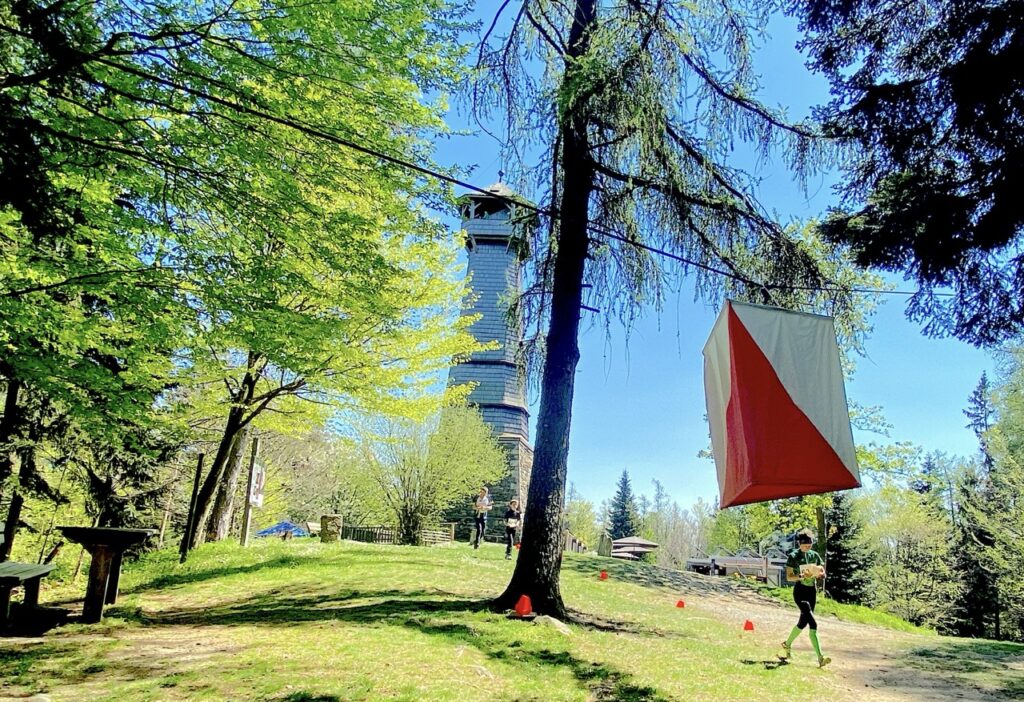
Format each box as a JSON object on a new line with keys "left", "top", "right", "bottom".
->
{"left": 823, "top": 492, "right": 869, "bottom": 604}
{"left": 608, "top": 470, "right": 639, "bottom": 541}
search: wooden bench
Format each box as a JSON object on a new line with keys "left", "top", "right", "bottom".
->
{"left": 0, "top": 561, "right": 55, "bottom": 626}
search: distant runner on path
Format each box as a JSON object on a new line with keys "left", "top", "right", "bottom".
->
{"left": 780, "top": 532, "right": 831, "bottom": 668}
{"left": 504, "top": 499, "right": 521, "bottom": 560}
{"left": 472, "top": 486, "right": 493, "bottom": 549}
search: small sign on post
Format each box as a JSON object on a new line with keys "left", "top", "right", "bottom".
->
{"left": 249, "top": 462, "right": 266, "bottom": 508}
{"left": 240, "top": 437, "right": 261, "bottom": 547}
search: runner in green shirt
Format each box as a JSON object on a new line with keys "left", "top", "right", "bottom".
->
{"left": 780, "top": 532, "right": 831, "bottom": 667}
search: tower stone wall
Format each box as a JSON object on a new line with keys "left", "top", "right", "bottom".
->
{"left": 445, "top": 184, "right": 533, "bottom": 542}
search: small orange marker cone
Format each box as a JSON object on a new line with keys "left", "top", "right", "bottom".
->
{"left": 514, "top": 594, "right": 533, "bottom": 617}
{"left": 675, "top": 599, "right": 685, "bottom": 608}
{"left": 599, "top": 570, "right": 608, "bottom": 580}
{"left": 514, "top": 543, "right": 521, "bottom": 550}
{"left": 743, "top": 619, "right": 754, "bottom": 631}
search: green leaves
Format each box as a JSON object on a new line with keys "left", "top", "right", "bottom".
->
{"left": 1, "top": 0, "right": 481, "bottom": 551}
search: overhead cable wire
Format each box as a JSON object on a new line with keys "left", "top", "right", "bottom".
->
{"left": 90, "top": 55, "right": 951, "bottom": 299}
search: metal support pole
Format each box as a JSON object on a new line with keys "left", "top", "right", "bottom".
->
{"left": 179, "top": 453, "right": 205, "bottom": 564}
{"left": 240, "top": 437, "right": 260, "bottom": 547}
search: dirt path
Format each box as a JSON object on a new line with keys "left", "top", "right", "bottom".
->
{"left": 674, "top": 573, "right": 1020, "bottom": 702}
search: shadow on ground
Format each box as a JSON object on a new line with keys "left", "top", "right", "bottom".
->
{"left": 902, "top": 639, "right": 1024, "bottom": 699}
{"left": 6, "top": 584, "right": 677, "bottom": 702}
{"left": 560, "top": 556, "right": 771, "bottom": 604}
{"left": 740, "top": 657, "right": 789, "bottom": 671}
{"left": 122, "top": 553, "right": 332, "bottom": 594}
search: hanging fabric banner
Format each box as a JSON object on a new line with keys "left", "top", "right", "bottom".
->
{"left": 703, "top": 300, "right": 861, "bottom": 508}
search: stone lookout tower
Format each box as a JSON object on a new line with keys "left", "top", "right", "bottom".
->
{"left": 446, "top": 183, "right": 535, "bottom": 541}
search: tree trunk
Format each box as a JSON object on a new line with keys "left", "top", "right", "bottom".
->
{"left": 184, "top": 354, "right": 263, "bottom": 557}
{"left": 494, "top": 0, "right": 597, "bottom": 619}
{"left": 0, "top": 378, "right": 22, "bottom": 506}
{"left": 158, "top": 465, "right": 179, "bottom": 548}
{"left": 0, "top": 443, "right": 35, "bottom": 561}
{"left": 187, "top": 404, "right": 246, "bottom": 552}
{"left": 399, "top": 507, "right": 423, "bottom": 546}
{"left": 206, "top": 428, "right": 248, "bottom": 542}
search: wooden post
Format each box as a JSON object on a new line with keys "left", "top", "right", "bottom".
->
{"left": 82, "top": 545, "right": 113, "bottom": 623}
{"left": 240, "top": 437, "right": 260, "bottom": 547}
{"left": 105, "top": 551, "right": 124, "bottom": 604}
{"left": 158, "top": 464, "right": 180, "bottom": 548}
{"left": 179, "top": 454, "right": 205, "bottom": 564}
{"left": 0, "top": 586, "right": 10, "bottom": 625}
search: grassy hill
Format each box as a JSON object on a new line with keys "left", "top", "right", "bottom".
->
{"left": 2, "top": 540, "right": 1022, "bottom": 701}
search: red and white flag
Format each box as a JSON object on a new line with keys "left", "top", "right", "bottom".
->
{"left": 703, "top": 300, "right": 861, "bottom": 508}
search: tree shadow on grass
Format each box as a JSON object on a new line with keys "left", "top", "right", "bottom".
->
{"left": 112, "top": 587, "right": 490, "bottom": 628}
{"left": 122, "top": 553, "right": 333, "bottom": 595}
{"left": 560, "top": 555, "right": 766, "bottom": 603}
{"left": 115, "top": 585, "right": 675, "bottom": 701}
{"left": 902, "top": 639, "right": 1024, "bottom": 698}
{"left": 407, "top": 620, "right": 673, "bottom": 702}
{"left": 565, "top": 609, "right": 694, "bottom": 640}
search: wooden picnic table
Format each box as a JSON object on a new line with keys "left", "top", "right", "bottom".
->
{"left": 0, "top": 561, "right": 55, "bottom": 626}
{"left": 58, "top": 526, "right": 156, "bottom": 623}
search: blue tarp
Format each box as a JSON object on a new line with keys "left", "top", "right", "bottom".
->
{"left": 255, "top": 521, "right": 309, "bottom": 537}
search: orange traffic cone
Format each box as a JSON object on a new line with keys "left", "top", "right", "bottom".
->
{"left": 676, "top": 599, "right": 685, "bottom": 608}
{"left": 743, "top": 619, "right": 754, "bottom": 631}
{"left": 514, "top": 594, "right": 533, "bottom": 617}
{"left": 599, "top": 570, "right": 608, "bottom": 580}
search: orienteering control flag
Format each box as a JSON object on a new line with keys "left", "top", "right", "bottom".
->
{"left": 703, "top": 300, "right": 860, "bottom": 508}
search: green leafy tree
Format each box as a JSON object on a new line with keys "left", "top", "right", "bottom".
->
{"left": 1, "top": 0, "right": 484, "bottom": 557}
{"left": 607, "top": 470, "right": 639, "bottom": 541}
{"left": 707, "top": 505, "right": 750, "bottom": 554}
{"left": 788, "top": 0, "right": 1024, "bottom": 345}
{"left": 356, "top": 406, "right": 508, "bottom": 546}
{"left": 563, "top": 483, "right": 600, "bottom": 549}
{"left": 855, "top": 484, "right": 962, "bottom": 629}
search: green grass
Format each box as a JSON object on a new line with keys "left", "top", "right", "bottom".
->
{"left": 755, "top": 584, "right": 934, "bottom": 634}
{"left": 0, "top": 540, "right": 1010, "bottom": 701}
{"left": 903, "top": 638, "right": 1024, "bottom": 698}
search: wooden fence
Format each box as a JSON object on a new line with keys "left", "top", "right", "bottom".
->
{"left": 339, "top": 523, "right": 456, "bottom": 546}
{"left": 564, "top": 531, "right": 587, "bottom": 553}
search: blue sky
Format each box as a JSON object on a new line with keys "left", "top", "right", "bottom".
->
{"left": 433, "top": 7, "right": 995, "bottom": 509}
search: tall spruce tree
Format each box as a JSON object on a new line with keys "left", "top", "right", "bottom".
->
{"left": 947, "top": 374, "right": 1001, "bottom": 638}
{"left": 965, "top": 373, "right": 995, "bottom": 470}
{"left": 608, "top": 470, "right": 639, "bottom": 540}
{"left": 952, "top": 466, "right": 1001, "bottom": 638}
{"left": 823, "top": 492, "right": 869, "bottom": 604}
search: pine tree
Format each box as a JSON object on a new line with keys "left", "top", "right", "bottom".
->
{"left": 608, "top": 470, "right": 639, "bottom": 541}
{"left": 948, "top": 374, "right": 1001, "bottom": 638}
{"left": 823, "top": 492, "right": 870, "bottom": 604}
{"left": 965, "top": 373, "right": 995, "bottom": 471}
{"left": 951, "top": 467, "right": 1001, "bottom": 638}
